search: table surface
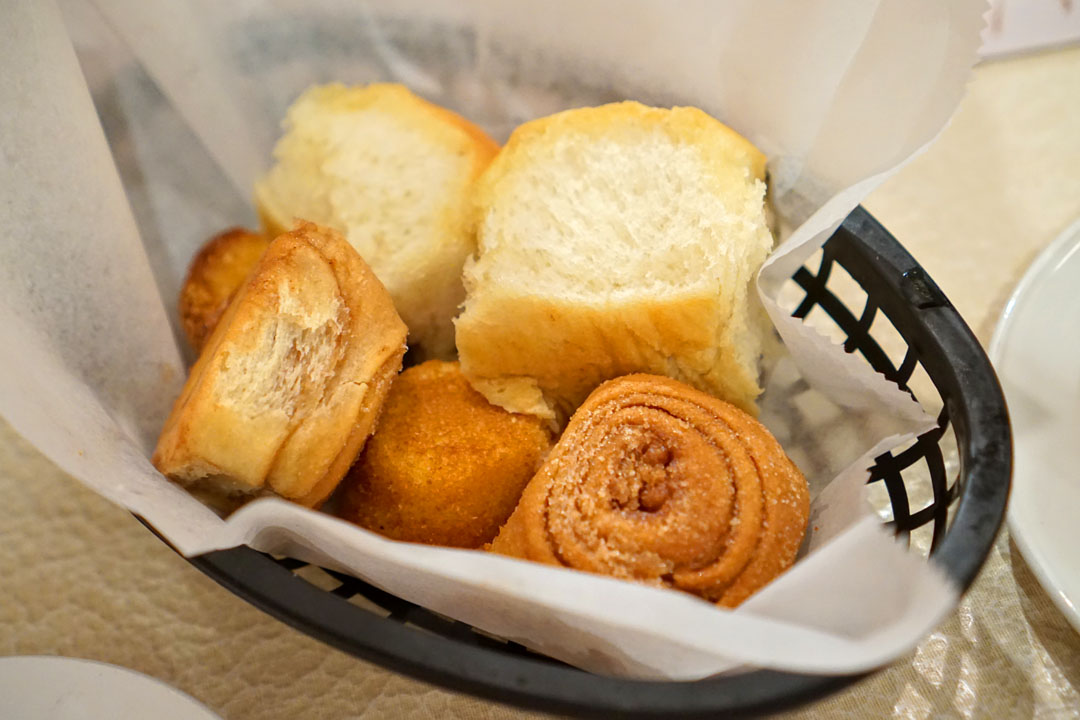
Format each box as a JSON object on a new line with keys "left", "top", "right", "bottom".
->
{"left": 2, "top": 45, "right": 1079, "bottom": 720}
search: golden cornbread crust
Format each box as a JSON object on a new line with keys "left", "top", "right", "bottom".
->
{"left": 340, "top": 360, "right": 552, "bottom": 548}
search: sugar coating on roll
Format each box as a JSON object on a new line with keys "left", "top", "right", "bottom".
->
{"left": 255, "top": 83, "right": 498, "bottom": 360}
{"left": 455, "top": 101, "right": 774, "bottom": 421}
{"left": 340, "top": 360, "right": 551, "bottom": 548}
{"left": 490, "top": 374, "right": 809, "bottom": 608}
{"left": 153, "top": 221, "right": 407, "bottom": 509}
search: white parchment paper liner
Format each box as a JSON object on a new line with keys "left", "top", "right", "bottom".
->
{"left": 0, "top": 0, "right": 986, "bottom": 679}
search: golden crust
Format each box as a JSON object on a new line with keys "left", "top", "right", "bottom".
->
{"left": 339, "top": 360, "right": 552, "bottom": 548}
{"left": 458, "top": 291, "right": 747, "bottom": 422}
{"left": 490, "top": 374, "right": 809, "bottom": 608}
{"left": 178, "top": 227, "right": 269, "bottom": 352}
{"left": 153, "top": 221, "right": 407, "bottom": 508}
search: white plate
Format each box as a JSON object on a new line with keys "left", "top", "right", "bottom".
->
{"left": 0, "top": 656, "right": 221, "bottom": 720}
{"left": 989, "top": 216, "right": 1080, "bottom": 635}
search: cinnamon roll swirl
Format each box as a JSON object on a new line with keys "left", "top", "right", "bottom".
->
{"left": 490, "top": 374, "right": 809, "bottom": 607}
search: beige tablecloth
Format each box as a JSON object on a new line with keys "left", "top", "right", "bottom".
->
{"left": 1, "top": 45, "right": 1078, "bottom": 720}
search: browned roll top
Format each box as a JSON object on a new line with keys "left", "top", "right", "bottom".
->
{"left": 489, "top": 374, "right": 810, "bottom": 608}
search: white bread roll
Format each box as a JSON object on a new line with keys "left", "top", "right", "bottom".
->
{"left": 255, "top": 84, "right": 498, "bottom": 359}
{"left": 455, "top": 102, "right": 774, "bottom": 422}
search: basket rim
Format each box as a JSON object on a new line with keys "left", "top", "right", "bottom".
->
{"left": 169, "top": 205, "right": 1011, "bottom": 719}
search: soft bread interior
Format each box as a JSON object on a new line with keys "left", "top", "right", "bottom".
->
{"left": 458, "top": 103, "right": 773, "bottom": 420}
{"left": 217, "top": 267, "right": 345, "bottom": 424}
{"left": 255, "top": 84, "right": 497, "bottom": 358}
{"left": 472, "top": 137, "right": 749, "bottom": 296}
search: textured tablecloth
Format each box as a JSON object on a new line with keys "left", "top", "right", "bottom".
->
{"left": 1, "top": 45, "right": 1078, "bottom": 720}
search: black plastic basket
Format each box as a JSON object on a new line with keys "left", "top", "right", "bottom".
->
{"left": 165, "top": 206, "right": 1010, "bottom": 718}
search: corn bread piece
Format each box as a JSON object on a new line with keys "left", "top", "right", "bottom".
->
{"left": 340, "top": 360, "right": 551, "bottom": 548}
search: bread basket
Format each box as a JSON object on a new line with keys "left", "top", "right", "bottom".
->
{"left": 155, "top": 206, "right": 1010, "bottom": 718}
{"left": 0, "top": 1, "right": 1001, "bottom": 713}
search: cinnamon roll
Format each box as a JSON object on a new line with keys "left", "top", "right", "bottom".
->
{"left": 490, "top": 374, "right": 809, "bottom": 607}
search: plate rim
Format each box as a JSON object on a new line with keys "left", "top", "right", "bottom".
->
{"left": 0, "top": 655, "right": 221, "bottom": 720}
{"left": 989, "top": 214, "right": 1080, "bottom": 635}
